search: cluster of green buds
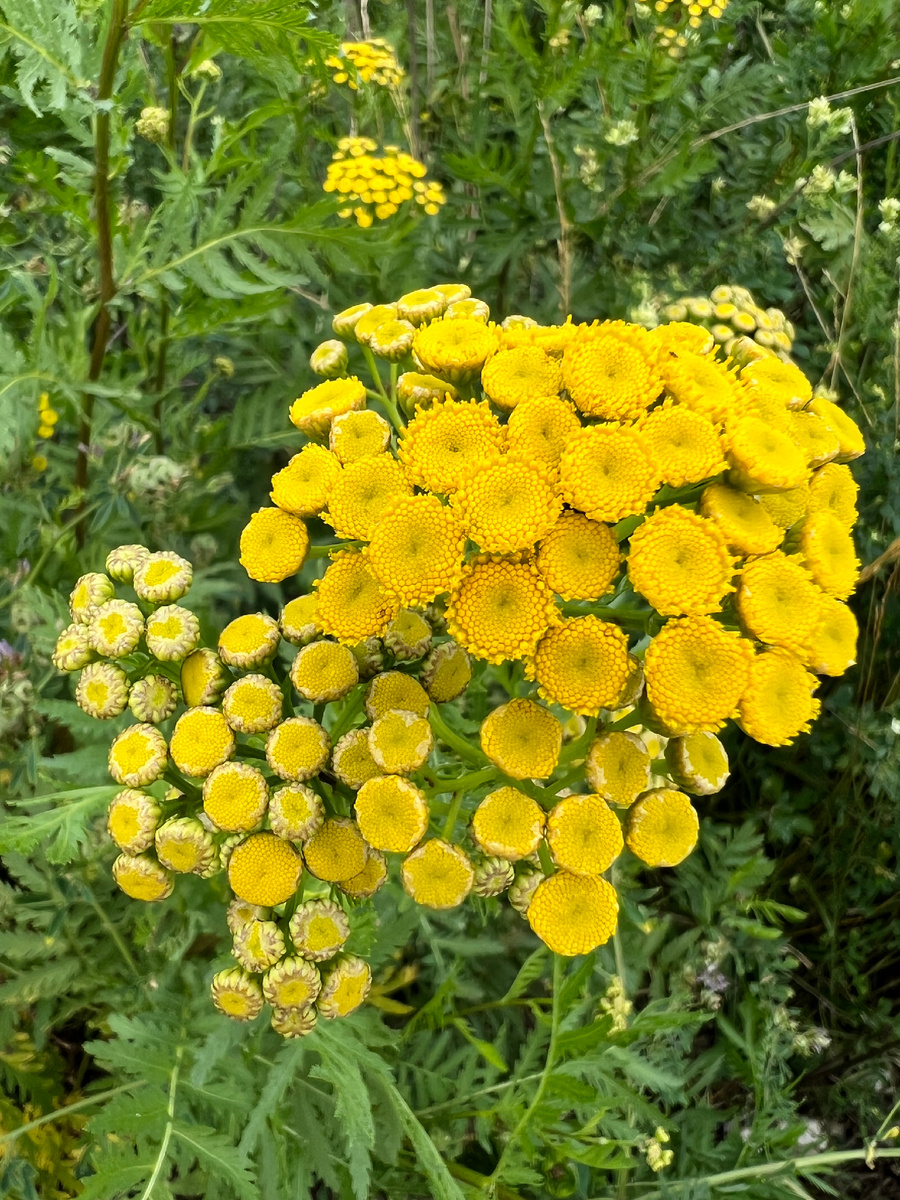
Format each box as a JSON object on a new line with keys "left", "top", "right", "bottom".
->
{"left": 660, "top": 284, "right": 795, "bottom": 361}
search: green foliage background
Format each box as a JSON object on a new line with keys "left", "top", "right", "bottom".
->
{"left": 1, "top": 0, "right": 900, "bottom": 1196}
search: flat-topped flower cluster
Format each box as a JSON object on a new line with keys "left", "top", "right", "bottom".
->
{"left": 54, "top": 282, "right": 864, "bottom": 1036}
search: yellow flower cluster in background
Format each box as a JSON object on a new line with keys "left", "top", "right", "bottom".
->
{"left": 32, "top": 391, "right": 60, "bottom": 472}
{"left": 53, "top": 280, "right": 865, "bottom": 1033}
{"left": 324, "top": 137, "right": 445, "bottom": 226}
{"left": 325, "top": 39, "right": 404, "bottom": 90}
{"left": 652, "top": 0, "right": 729, "bottom": 55}
{"left": 660, "top": 284, "right": 795, "bottom": 361}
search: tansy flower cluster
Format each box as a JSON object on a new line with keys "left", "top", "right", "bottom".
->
{"left": 661, "top": 284, "right": 795, "bottom": 361}
{"left": 54, "top": 282, "right": 865, "bottom": 1029}
{"left": 650, "top": 0, "right": 729, "bottom": 56}
{"left": 325, "top": 39, "right": 404, "bottom": 89}
{"left": 324, "top": 136, "right": 445, "bottom": 227}
{"left": 32, "top": 391, "right": 60, "bottom": 472}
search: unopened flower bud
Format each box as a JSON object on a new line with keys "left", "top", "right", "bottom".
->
{"left": 129, "top": 674, "right": 178, "bottom": 723}
{"left": 289, "top": 898, "right": 350, "bottom": 961}
{"left": 233, "top": 919, "right": 286, "bottom": 973}
{"left": 88, "top": 599, "right": 144, "bottom": 657}
{"left": 271, "top": 1005, "right": 318, "bottom": 1038}
{"left": 145, "top": 604, "right": 200, "bottom": 662}
{"left": 508, "top": 868, "right": 542, "bottom": 916}
{"left": 113, "top": 853, "right": 174, "bottom": 902}
{"left": 210, "top": 967, "right": 264, "bottom": 1021}
{"left": 69, "top": 572, "right": 115, "bottom": 625}
{"left": 263, "top": 956, "right": 322, "bottom": 1010}
{"left": 317, "top": 955, "right": 371, "bottom": 1018}
{"left": 384, "top": 609, "right": 432, "bottom": 661}
{"left": 155, "top": 816, "right": 217, "bottom": 875}
{"left": 181, "top": 647, "right": 229, "bottom": 707}
{"left": 332, "top": 302, "right": 373, "bottom": 339}
{"left": 193, "top": 58, "right": 222, "bottom": 81}
{"left": 473, "top": 856, "right": 515, "bottom": 898}
{"left": 75, "top": 661, "right": 130, "bottom": 719}
{"left": 135, "top": 106, "right": 170, "bottom": 145}
{"left": 108, "top": 722, "right": 168, "bottom": 787}
{"left": 107, "top": 787, "right": 161, "bottom": 854}
{"left": 52, "top": 623, "right": 93, "bottom": 671}
{"left": 105, "top": 544, "right": 149, "bottom": 584}
{"left": 310, "top": 339, "right": 348, "bottom": 378}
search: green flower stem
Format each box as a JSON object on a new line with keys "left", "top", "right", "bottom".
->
{"left": 561, "top": 602, "right": 650, "bottom": 627}
{"left": 83, "top": 885, "right": 140, "bottom": 977}
{"left": 428, "top": 704, "right": 487, "bottom": 767}
{"left": 559, "top": 715, "right": 597, "bottom": 763}
{"left": 378, "top": 390, "right": 405, "bottom": 433}
{"left": 308, "top": 542, "right": 362, "bottom": 558}
{"left": 0, "top": 1082, "right": 146, "bottom": 1148}
{"left": 138, "top": 1044, "right": 183, "bottom": 1200}
{"left": 328, "top": 684, "right": 365, "bottom": 745}
{"left": 430, "top": 765, "right": 497, "bottom": 793}
{"left": 162, "top": 768, "right": 200, "bottom": 802}
{"left": 444, "top": 1161, "right": 526, "bottom": 1200}
{"left": 362, "top": 344, "right": 389, "bottom": 397}
{"left": 538, "top": 841, "right": 554, "bottom": 876}
{"left": 0, "top": 502, "right": 102, "bottom": 611}
{"left": 236, "top": 744, "right": 267, "bottom": 762}
{"left": 441, "top": 790, "right": 466, "bottom": 840}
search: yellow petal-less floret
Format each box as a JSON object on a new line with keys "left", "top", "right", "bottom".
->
{"left": 113, "top": 853, "right": 174, "bottom": 902}
{"left": 532, "top": 617, "right": 632, "bottom": 716}
{"left": 738, "top": 648, "right": 820, "bottom": 746}
{"left": 368, "top": 709, "right": 433, "bottom": 774}
{"left": 527, "top": 872, "right": 618, "bottom": 956}
{"left": 265, "top": 717, "right": 330, "bottom": 782}
{"left": 626, "top": 506, "right": 735, "bottom": 617}
{"left": 644, "top": 616, "right": 753, "bottom": 734}
{"left": 170, "top": 707, "right": 235, "bottom": 778}
{"left": 787, "top": 410, "right": 839, "bottom": 469}
{"left": 331, "top": 728, "right": 382, "bottom": 790}
{"left": 202, "top": 762, "right": 269, "bottom": 832}
{"left": 366, "top": 493, "right": 466, "bottom": 605}
{"left": 315, "top": 551, "right": 400, "bottom": 644}
{"left": 384, "top": 609, "right": 432, "bottom": 660}
{"left": 481, "top": 346, "right": 562, "bottom": 410}
{"left": 807, "top": 462, "right": 859, "bottom": 529}
{"left": 317, "top": 956, "right": 372, "bottom": 1018}
{"left": 304, "top": 817, "right": 369, "bottom": 882}
{"left": 364, "top": 671, "right": 430, "bottom": 720}
{"left": 558, "top": 424, "right": 660, "bottom": 523}
{"left": 647, "top": 320, "right": 714, "bottom": 358}
{"left": 263, "top": 957, "right": 321, "bottom": 1010}
{"left": 355, "top": 774, "right": 429, "bottom": 852}
{"left": 664, "top": 732, "right": 730, "bottom": 795}
{"left": 799, "top": 512, "right": 859, "bottom": 599}
{"left": 562, "top": 323, "right": 662, "bottom": 422}
{"left": 412, "top": 317, "right": 500, "bottom": 382}
{"left": 329, "top": 409, "right": 392, "bottom": 463}
{"left": 505, "top": 393, "right": 582, "bottom": 472}
{"left": 239, "top": 508, "right": 309, "bottom": 583}
{"left": 289, "top": 899, "right": 350, "bottom": 961}
{"left": 422, "top": 641, "right": 472, "bottom": 702}
{"left": 727, "top": 418, "right": 808, "bottom": 493}
{"left": 451, "top": 456, "right": 561, "bottom": 554}
{"left": 108, "top": 723, "right": 168, "bottom": 787}
{"left": 799, "top": 594, "right": 858, "bottom": 676}
{"left": 480, "top": 698, "right": 562, "bottom": 780}
{"left": 281, "top": 594, "right": 322, "bottom": 646}
{"left": 76, "top": 662, "right": 129, "bottom": 720}
{"left": 736, "top": 552, "right": 822, "bottom": 653}
{"left": 107, "top": 788, "right": 161, "bottom": 854}
{"left": 181, "top": 647, "right": 228, "bottom": 706}
{"left": 638, "top": 400, "right": 727, "bottom": 488}
{"left": 339, "top": 848, "right": 389, "bottom": 898}
{"left": 221, "top": 674, "right": 283, "bottom": 734}
{"left": 546, "top": 794, "right": 624, "bottom": 876}
{"left": 218, "top": 612, "right": 281, "bottom": 669}
{"left": 133, "top": 552, "right": 192, "bottom": 604}
{"left": 585, "top": 732, "right": 651, "bottom": 808}
{"left": 663, "top": 353, "right": 747, "bottom": 425}
{"left": 210, "top": 968, "right": 264, "bottom": 1021}
{"left": 232, "top": 918, "right": 287, "bottom": 974}
{"left": 809, "top": 395, "right": 865, "bottom": 461}
{"left": 401, "top": 839, "right": 474, "bottom": 908}
{"left": 626, "top": 788, "right": 698, "bottom": 868}
{"left": 155, "top": 817, "right": 217, "bottom": 875}
{"left": 757, "top": 483, "right": 809, "bottom": 530}
{"left": 740, "top": 357, "right": 812, "bottom": 409}
{"left": 126, "top": 674, "right": 176, "bottom": 725}
{"left": 471, "top": 787, "right": 545, "bottom": 860}
{"left": 324, "top": 454, "right": 413, "bottom": 541}
{"left": 447, "top": 554, "right": 556, "bottom": 665}
{"left": 270, "top": 445, "right": 342, "bottom": 516}
{"left": 398, "top": 398, "right": 505, "bottom": 494}
{"left": 269, "top": 783, "right": 324, "bottom": 841}
{"left": 699, "top": 482, "right": 782, "bottom": 556}
{"left": 290, "top": 641, "right": 359, "bottom": 702}
{"left": 228, "top": 832, "right": 303, "bottom": 906}
{"left": 289, "top": 377, "right": 366, "bottom": 438}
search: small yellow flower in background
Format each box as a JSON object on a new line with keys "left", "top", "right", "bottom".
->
{"left": 326, "top": 39, "right": 404, "bottom": 90}
{"left": 324, "top": 138, "right": 444, "bottom": 227}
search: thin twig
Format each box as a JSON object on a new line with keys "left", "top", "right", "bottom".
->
{"left": 538, "top": 100, "right": 573, "bottom": 318}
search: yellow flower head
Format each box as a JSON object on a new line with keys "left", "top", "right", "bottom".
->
{"left": 107, "top": 788, "right": 161, "bottom": 854}
{"left": 433, "top": 283, "right": 471, "bottom": 306}
{"left": 304, "top": 817, "right": 369, "bottom": 882}
{"left": 481, "top": 346, "right": 562, "bottom": 410}
{"left": 210, "top": 968, "right": 264, "bottom": 1021}
{"left": 422, "top": 640, "right": 472, "bottom": 703}
{"left": 354, "top": 305, "right": 399, "bottom": 342}
{"left": 412, "top": 316, "right": 500, "bottom": 382}
{"left": 324, "top": 453, "right": 413, "bottom": 542}
{"left": 133, "top": 551, "right": 193, "bottom": 604}
{"left": 368, "top": 709, "right": 433, "bottom": 774}
{"left": 447, "top": 554, "right": 556, "bottom": 664}
{"left": 88, "top": 599, "right": 144, "bottom": 657}
{"left": 366, "top": 493, "right": 466, "bottom": 605}
{"left": 638, "top": 400, "right": 727, "bottom": 488}
{"left": 269, "top": 783, "right": 324, "bottom": 842}
{"left": 398, "top": 397, "right": 505, "bottom": 493}
{"left": 331, "top": 728, "right": 382, "bottom": 790}
{"left": 52, "top": 622, "right": 93, "bottom": 672}
{"left": 170, "top": 706, "right": 235, "bottom": 778}
{"left": 800, "top": 594, "right": 857, "bottom": 676}
{"left": 290, "top": 898, "right": 350, "bottom": 961}
{"left": 232, "top": 919, "right": 286, "bottom": 975}
{"left": 451, "top": 455, "right": 561, "bottom": 554}
{"left": 75, "top": 661, "right": 129, "bottom": 720}
{"left": 384, "top": 609, "right": 433, "bottom": 661}
{"left": 740, "top": 357, "right": 812, "bottom": 409}
{"left": 505, "top": 393, "right": 582, "bottom": 472}
{"left": 155, "top": 816, "right": 217, "bottom": 875}
{"left": 340, "top": 848, "right": 388, "bottom": 898}
{"left": 281, "top": 594, "right": 322, "bottom": 646}
{"left": 271, "top": 1005, "right": 318, "bottom": 1039}
{"left": 310, "top": 338, "right": 348, "bottom": 379}
{"left": 364, "top": 670, "right": 430, "bottom": 720}
{"left": 527, "top": 872, "right": 618, "bottom": 956}
{"left": 221, "top": 673, "right": 283, "bottom": 734}
{"left": 265, "top": 717, "right": 330, "bottom": 782}
{"left": 757, "top": 483, "right": 809, "bottom": 530}
{"left": 202, "top": 761, "right": 269, "bottom": 832}
{"left": 397, "top": 288, "right": 447, "bottom": 325}
{"left": 240, "top": 508, "right": 309, "bottom": 583}
{"left": 644, "top": 616, "right": 753, "bottom": 734}
{"left": 562, "top": 323, "right": 663, "bottom": 421}
{"left": 144, "top": 604, "right": 200, "bottom": 662}
{"left": 69, "top": 572, "right": 115, "bottom": 625}
{"left": 532, "top": 617, "right": 632, "bottom": 716}
{"left": 108, "top": 722, "right": 168, "bottom": 787}
{"left": 270, "top": 445, "right": 342, "bottom": 516}
{"left": 738, "top": 648, "right": 820, "bottom": 746}
{"left": 113, "top": 853, "right": 173, "bottom": 902}
{"left": 480, "top": 697, "right": 562, "bottom": 779}
{"left": 291, "top": 641, "right": 359, "bottom": 702}
{"left": 799, "top": 512, "right": 858, "bottom": 599}
{"left": 647, "top": 321, "right": 714, "bottom": 358}
{"left": 665, "top": 731, "right": 730, "bottom": 795}
{"left": 228, "top": 831, "right": 303, "bottom": 906}
{"left": 365, "top": 318, "right": 416, "bottom": 361}
{"left": 397, "top": 371, "right": 458, "bottom": 409}
{"left": 546, "top": 793, "right": 624, "bottom": 876}
{"left": 736, "top": 552, "right": 822, "bottom": 652}
{"left": 333, "top": 302, "right": 373, "bottom": 338}
{"left": 625, "top": 788, "right": 698, "bottom": 868}
{"left": 317, "top": 956, "right": 372, "bottom": 1019}
{"left": 289, "top": 377, "right": 366, "bottom": 438}
{"left": 445, "top": 297, "right": 489, "bottom": 321}
{"left": 181, "top": 647, "right": 228, "bottom": 707}
{"left": 699, "top": 482, "right": 781, "bottom": 556}
{"left": 401, "top": 839, "right": 474, "bottom": 909}
{"left": 355, "top": 774, "right": 429, "bottom": 852}
{"left": 558, "top": 424, "right": 660, "bottom": 523}
{"left": 315, "top": 551, "right": 400, "bottom": 644}
{"left": 809, "top": 396, "right": 865, "bottom": 462}
{"left": 330, "top": 410, "right": 391, "bottom": 464}
{"left": 727, "top": 418, "right": 808, "bottom": 492}
{"left": 663, "top": 353, "right": 746, "bottom": 425}
{"left": 807, "top": 462, "right": 859, "bottom": 529}
{"left": 585, "top": 731, "right": 651, "bottom": 808}
{"left": 471, "top": 787, "right": 545, "bottom": 860}
{"left": 627, "top": 505, "right": 735, "bottom": 616}
{"left": 788, "top": 411, "right": 840, "bottom": 470}
{"left": 263, "top": 956, "right": 321, "bottom": 1010}
{"left": 128, "top": 673, "right": 177, "bottom": 724}
{"left": 105, "top": 543, "right": 149, "bottom": 585}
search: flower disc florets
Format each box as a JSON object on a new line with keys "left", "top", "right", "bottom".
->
{"left": 585, "top": 732, "right": 651, "bottom": 808}
{"left": 527, "top": 873, "right": 618, "bottom": 956}
{"left": 481, "top": 346, "right": 562, "bottom": 410}
{"left": 266, "top": 717, "right": 329, "bottom": 782}
{"left": 291, "top": 641, "right": 359, "bottom": 702}
{"left": 638, "top": 400, "right": 726, "bottom": 487}
{"left": 384, "top": 609, "right": 433, "bottom": 660}
{"left": 800, "top": 594, "right": 858, "bottom": 676}
{"left": 330, "top": 410, "right": 391, "bottom": 463}
{"left": 170, "top": 707, "right": 235, "bottom": 778}
{"left": 269, "top": 784, "right": 324, "bottom": 842}
{"left": 181, "top": 647, "right": 228, "bottom": 707}
{"left": 558, "top": 424, "right": 660, "bottom": 522}
{"left": 364, "top": 671, "right": 430, "bottom": 719}
{"left": 129, "top": 673, "right": 178, "bottom": 724}
{"left": 315, "top": 551, "right": 399, "bottom": 644}
{"left": 280, "top": 594, "right": 322, "bottom": 646}
{"left": 228, "top": 832, "right": 303, "bottom": 906}
{"left": 625, "top": 788, "right": 699, "bottom": 868}
{"left": 270, "top": 445, "right": 342, "bottom": 516}
{"left": 202, "top": 761, "right": 269, "bottom": 832}
{"left": 145, "top": 604, "right": 200, "bottom": 662}
{"left": 69, "top": 573, "right": 115, "bottom": 624}
{"left": 808, "top": 462, "right": 859, "bottom": 528}
{"left": 664, "top": 732, "right": 730, "bottom": 795}
{"left": 412, "top": 317, "right": 500, "bottom": 381}
{"left": 317, "top": 957, "right": 372, "bottom": 1019}
{"left": 304, "top": 817, "right": 369, "bottom": 882}
{"left": 532, "top": 617, "right": 632, "bottom": 716}
{"left": 627, "top": 506, "right": 735, "bottom": 617}
{"left": 727, "top": 417, "right": 807, "bottom": 492}
{"left": 263, "top": 957, "right": 321, "bottom": 1010}
{"left": 355, "top": 774, "right": 429, "bottom": 852}
{"left": 799, "top": 512, "right": 858, "bottom": 599}
{"left": 133, "top": 551, "right": 192, "bottom": 603}
{"left": 738, "top": 649, "right": 820, "bottom": 746}
{"left": 239, "top": 508, "right": 309, "bottom": 583}
{"left": 401, "top": 839, "right": 474, "bottom": 909}
{"left": 218, "top": 612, "right": 281, "bottom": 669}
{"left": 447, "top": 554, "right": 556, "bottom": 664}
{"left": 289, "top": 377, "right": 366, "bottom": 438}
{"left": 290, "top": 899, "right": 350, "bottom": 961}
{"left": 105, "top": 543, "right": 149, "bottom": 584}
{"left": 366, "top": 493, "right": 465, "bottom": 605}
{"left": 736, "top": 552, "right": 821, "bottom": 653}
{"left": 422, "top": 641, "right": 472, "bottom": 702}
{"left": 88, "top": 599, "right": 144, "bottom": 657}
{"left": 107, "top": 788, "right": 161, "bottom": 855}
{"left": 480, "top": 698, "right": 561, "bottom": 780}
{"left": 700, "top": 483, "right": 781, "bottom": 556}
{"left": 644, "top": 616, "right": 753, "bottom": 734}
{"left": 537, "top": 511, "right": 621, "bottom": 602}
{"left": 113, "top": 854, "right": 173, "bottom": 902}
{"left": 325, "top": 454, "right": 412, "bottom": 541}
{"left": 232, "top": 919, "right": 286, "bottom": 974}
{"left": 221, "top": 674, "right": 283, "bottom": 734}
{"left": 471, "top": 787, "right": 545, "bottom": 860}
{"left": 108, "top": 723, "right": 168, "bottom": 787}
{"left": 546, "top": 793, "right": 624, "bottom": 876}
{"left": 76, "top": 662, "right": 129, "bottom": 720}
{"left": 331, "top": 728, "right": 382, "bottom": 790}
{"left": 210, "top": 968, "right": 264, "bottom": 1021}
{"left": 52, "top": 623, "right": 93, "bottom": 672}
{"left": 451, "top": 455, "right": 561, "bottom": 553}
{"left": 340, "top": 849, "right": 388, "bottom": 899}
{"left": 562, "top": 323, "right": 663, "bottom": 421}
{"left": 368, "top": 709, "right": 433, "bottom": 774}
{"left": 398, "top": 398, "right": 505, "bottom": 493}
{"left": 155, "top": 817, "right": 217, "bottom": 875}
{"left": 505, "top": 394, "right": 582, "bottom": 472}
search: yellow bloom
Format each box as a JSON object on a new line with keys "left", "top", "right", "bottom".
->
{"left": 625, "top": 788, "right": 698, "bottom": 868}
{"left": 333, "top": 302, "right": 374, "bottom": 338}
{"left": 232, "top": 919, "right": 286, "bottom": 974}
{"left": 432, "top": 283, "right": 471, "bottom": 306}
{"left": 647, "top": 321, "right": 714, "bottom": 358}
{"left": 75, "top": 661, "right": 129, "bottom": 720}
{"left": 133, "top": 551, "right": 192, "bottom": 604}
{"left": 354, "top": 304, "right": 399, "bottom": 342}
{"left": 736, "top": 552, "right": 822, "bottom": 652}
{"left": 397, "top": 371, "right": 458, "bottom": 410}
{"left": 799, "top": 594, "right": 858, "bottom": 676}
{"left": 787, "top": 411, "right": 840, "bottom": 470}
{"left": 532, "top": 617, "right": 632, "bottom": 716}
{"left": 699, "top": 482, "right": 782, "bottom": 556}
{"left": 265, "top": 716, "right": 330, "bottom": 782}
{"left": 228, "top": 831, "right": 303, "bottom": 906}
{"left": 310, "top": 338, "right": 348, "bottom": 378}
{"left": 447, "top": 554, "right": 556, "bottom": 664}
{"left": 290, "top": 641, "right": 359, "bottom": 702}
{"left": 181, "top": 647, "right": 229, "bottom": 707}
{"left": 505, "top": 393, "right": 582, "bottom": 472}
{"left": 239, "top": 508, "right": 309, "bottom": 583}
{"left": 384, "top": 609, "right": 432, "bottom": 661}
{"left": 412, "top": 316, "right": 499, "bottom": 381}
{"left": 799, "top": 512, "right": 858, "bottom": 599}
{"left": 585, "top": 731, "right": 651, "bottom": 808}
{"left": 221, "top": 673, "right": 283, "bottom": 734}
{"left": 401, "top": 839, "right": 474, "bottom": 908}
{"left": 170, "top": 707, "right": 235, "bottom": 778}
{"left": 364, "top": 318, "right": 415, "bottom": 361}
{"left": 807, "top": 462, "right": 859, "bottom": 528}
{"left": 757, "top": 483, "right": 809, "bottom": 530}
{"left": 627, "top": 505, "right": 735, "bottom": 616}
{"left": 365, "top": 670, "right": 430, "bottom": 719}
{"left": 471, "top": 786, "right": 545, "bottom": 860}
{"left": 202, "top": 761, "right": 269, "bottom": 832}
{"left": 663, "top": 353, "right": 746, "bottom": 425}
{"left": 144, "top": 604, "right": 200, "bottom": 662}
{"left": 397, "top": 288, "right": 447, "bottom": 325}
{"left": 527, "top": 872, "right": 618, "bottom": 955}
{"left": 368, "top": 709, "right": 433, "bottom": 774}
{"left": 128, "top": 674, "right": 178, "bottom": 724}
{"left": 398, "top": 397, "right": 505, "bottom": 494}
{"left": 480, "top": 698, "right": 562, "bottom": 779}
{"left": 444, "top": 297, "right": 488, "bottom": 320}
{"left": 290, "top": 898, "right": 350, "bottom": 961}
{"left": 315, "top": 551, "right": 400, "bottom": 644}
{"left": 664, "top": 731, "right": 730, "bottom": 794}
{"left": 558, "top": 424, "right": 660, "bottom": 523}
{"left": 210, "top": 968, "right": 264, "bottom": 1021}
{"left": 52, "top": 623, "right": 93, "bottom": 672}
{"left": 280, "top": 594, "right": 322, "bottom": 646}
{"left": 269, "top": 783, "right": 324, "bottom": 841}
{"left": 331, "top": 728, "right": 382, "bottom": 790}
{"left": 263, "top": 956, "right": 321, "bottom": 1010}
{"left": 644, "top": 616, "right": 753, "bottom": 734}
{"left": 330, "top": 410, "right": 391, "bottom": 464}
{"left": 340, "top": 849, "right": 388, "bottom": 898}
{"left": 740, "top": 357, "right": 812, "bottom": 409}
{"left": 638, "top": 401, "right": 727, "bottom": 488}
{"left": 88, "top": 600, "right": 144, "bottom": 657}
{"left": 366, "top": 493, "right": 466, "bottom": 605}
{"left": 289, "top": 377, "right": 366, "bottom": 438}
{"left": 727, "top": 418, "right": 808, "bottom": 492}
{"left": 422, "top": 640, "right": 472, "bottom": 703}
{"left": 107, "top": 788, "right": 161, "bottom": 854}
{"left": 355, "top": 774, "right": 429, "bottom": 852}
{"left": 738, "top": 648, "right": 820, "bottom": 745}
{"left": 481, "top": 346, "right": 562, "bottom": 410}
{"left": 69, "top": 572, "right": 115, "bottom": 624}
{"left": 452, "top": 455, "right": 561, "bottom": 554}
{"left": 113, "top": 853, "right": 174, "bottom": 902}
{"left": 562, "top": 323, "right": 662, "bottom": 421}
{"left": 317, "top": 956, "right": 372, "bottom": 1018}
{"left": 108, "top": 723, "right": 168, "bottom": 787}
{"left": 155, "top": 816, "right": 217, "bottom": 875}
{"left": 270, "top": 445, "right": 342, "bottom": 516}
{"left": 808, "top": 395, "right": 865, "bottom": 461}
{"left": 546, "top": 794, "right": 623, "bottom": 876}
{"left": 304, "top": 817, "right": 368, "bottom": 882}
